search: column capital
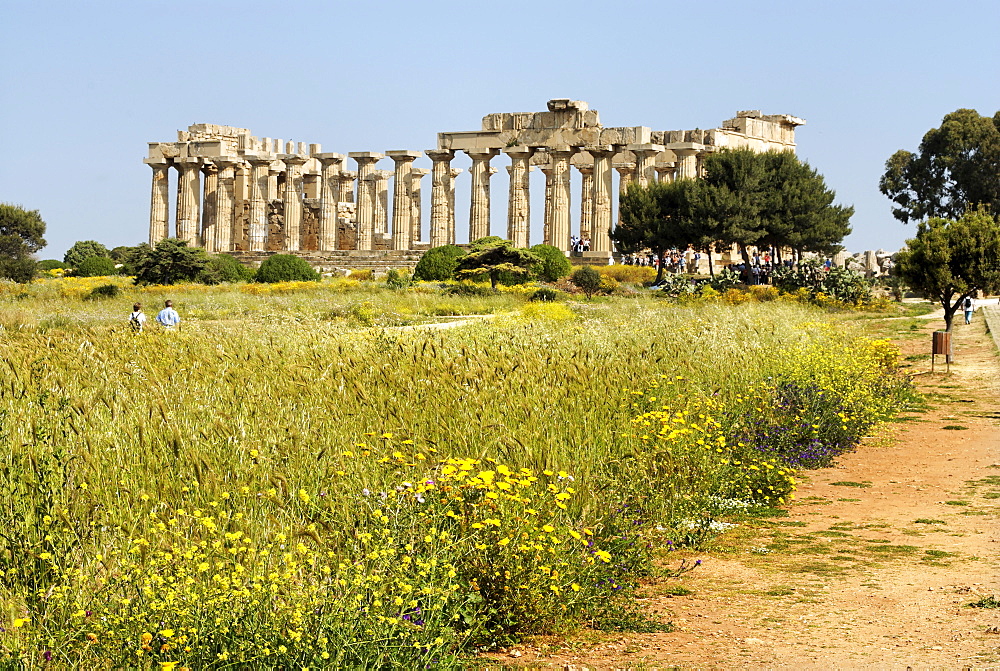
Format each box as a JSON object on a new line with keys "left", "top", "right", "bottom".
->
{"left": 502, "top": 145, "right": 534, "bottom": 159}
{"left": 626, "top": 143, "right": 665, "bottom": 153}
{"left": 465, "top": 148, "right": 499, "bottom": 160}
{"left": 144, "top": 158, "right": 170, "bottom": 168}
{"left": 201, "top": 162, "right": 220, "bottom": 175}
{"left": 210, "top": 156, "right": 242, "bottom": 169}
{"left": 449, "top": 167, "right": 463, "bottom": 177}
{"left": 665, "top": 142, "right": 705, "bottom": 157}
{"left": 174, "top": 157, "right": 202, "bottom": 168}
{"left": 245, "top": 155, "right": 274, "bottom": 167}
{"left": 340, "top": 170, "right": 358, "bottom": 180}
{"left": 613, "top": 162, "right": 637, "bottom": 173}
{"left": 548, "top": 145, "right": 575, "bottom": 158}
{"left": 386, "top": 150, "right": 424, "bottom": 161}
{"left": 584, "top": 145, "right": 616, "bottom": 157}
{"left": 280, "top": 154, "right": 309, "bottom": 166}
{"left": 348, "top": 151, "right": 385, "bottom": 161}
{"left": 576, "top": 165, "right": 594, "bottom": 175}
{"left": 316, "top": 152, "right": 346, "bottom": 164}
{"left": 426, "top": 149, "right": 455, "bottom": 161}
{"left": 410, "top": 167, "right": 430, "bottom": 177}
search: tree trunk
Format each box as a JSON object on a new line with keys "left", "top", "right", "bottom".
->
{"left": 707, "top": 247, "right": 715, "bottom": 277}
{"left": 490, "top": 271, "right": 498, "bottom": 289}
{"left": 654, "top": 251, "right": 665, "bottom": 284}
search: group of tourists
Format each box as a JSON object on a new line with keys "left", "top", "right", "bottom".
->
{"left": 621, "top": 249, "right": 703, "bottom": 274}
{"left": 569, "top": 235, "right": 592, "bottom": 253}
{"left": 128, "top": 300, "right": 180, "bottom": 332}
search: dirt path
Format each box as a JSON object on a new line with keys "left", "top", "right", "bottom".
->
{"left": 493, "top": 310, "right": 1000, "bottom": 669}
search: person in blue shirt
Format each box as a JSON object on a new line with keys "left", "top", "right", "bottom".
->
{"left": 156, "top": 300, "right": 181, "bottom": 329}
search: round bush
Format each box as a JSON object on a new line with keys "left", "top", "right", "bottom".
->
{"left": 198, "top": 254, "right": 255, "bottom": 285}
{"left": 254, "top": 254, "right": 320, "bottom": 283}
{"left": 75, "top": 256, "right": 118, "bottom": 277}
{"left": 86, "top": 283, "right": 121, "bottom": 300}
{"left": 37, "top": 259, "right": 67, "bottom": 271}
{"left": 413, "top": 245, "right": 465, "bottom": 281}
{"left": 529, "top": 244, "right": 572, "bottom": 282}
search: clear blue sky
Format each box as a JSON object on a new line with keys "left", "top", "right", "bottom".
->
{"left": 3, "top": 0, "right": 998, "bottom": 258}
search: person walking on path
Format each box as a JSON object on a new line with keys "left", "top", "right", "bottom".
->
{"left": 128, "top": 302, "right": 147, "bottom": 332}
{"left": 156, "top": 300, "right": 181, "bottom": 329}
{"left": 963, "top": 295, "right": 975, "bottom": 324}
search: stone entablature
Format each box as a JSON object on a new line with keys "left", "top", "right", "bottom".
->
{"left": 145, "top": 100, "right": 804, "bottom": 259}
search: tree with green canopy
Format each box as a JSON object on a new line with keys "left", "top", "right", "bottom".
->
{"left": 64, "top": 240, "right": 110, "bottom": 268}
{"left": 880, "top": 108, "right": 1000, "bottom": 224}
{"left": 0, "top": 203, "right": 47, "bottom": 283}
{"left": 132, "top": 239, "right": 211, "bottom": 285}
{"left": 700, "top": 148, "right": 851, "bottom": 266}
{"left": 894, "top": 209, "right": 1000, "bottom": 331}
{"left": 615, "top": 179, "right": 705, "bottom": 283}
{"left": 455, "top": 237, "right": 540, "bottom": 289}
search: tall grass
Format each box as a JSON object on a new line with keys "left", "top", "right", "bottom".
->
{"left": 0, "top": 279, "right": 910, "bottom": 667}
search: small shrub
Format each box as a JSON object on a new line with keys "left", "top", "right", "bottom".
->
{"left": 571, "top": 266, "right": 602, "bottom": 299}
{"left": 37, "top": 259, "right": 67, "bottom": 271}
{"left": 348, "top": 269, "right": 373, "bottom": 281}
{"left": 529, "top": 244, "right": 572, "bottom": 282}
{"left": 413, "top": 245, "right": 465, "bottom": 281}
{"left": 255, "top": 254, "right": 320, "bottom": 283}
{"left": 85, "top": 283, "right": 121, "bottom": 299}
{"left": 708, "top": 268, "right": 741, "bottom": 292}
{"left": 658, "top": 274, "right": 696, "bottom": 298}
{"left": 75, "top": 256, "right": 118, "bottom": 277}
{"left": 529, "top": 287, "right": 560, "bottom": 302}
{"left": 385, "top": 269, "right": 412, "bottom": 289}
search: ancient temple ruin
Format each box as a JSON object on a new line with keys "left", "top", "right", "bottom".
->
{"left": 144, "top": 100, "right": 804, "bottom": 268}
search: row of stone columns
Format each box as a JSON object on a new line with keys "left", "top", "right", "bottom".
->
{"left": 148, "top": 143, "right": 695, "bottom": 255}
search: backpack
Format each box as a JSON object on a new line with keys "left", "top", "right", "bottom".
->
{"left": 130, "top": 312, "right": 142, "bottom": 331}
{"left": 963, "top": 297, "right": 973, "bottom": 310}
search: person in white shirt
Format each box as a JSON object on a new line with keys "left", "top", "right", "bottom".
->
{"left": 129, "top": 303, "right": 147, "bottom": 332}
{"left": 156, "top": 300, "right": 181, "bottom": 329}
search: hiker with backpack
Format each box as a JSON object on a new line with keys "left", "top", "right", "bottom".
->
{"left": 963, "top": 295, "right": 975, "bottom": 325}
{"left": 129, "top": 303, "right": 147, "bottom": 332}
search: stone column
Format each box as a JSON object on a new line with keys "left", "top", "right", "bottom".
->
{"left": 503, "top": 146, "right": 534, "bottom": 248}
{"left": 281, "top": 154, "right": 308, "bottom": 251}
{"left": 268, "top": 166, "right": 281, "bottom": 202}
{"left": 374, "top": 170, "right": 392, "bottom": 236}
{"left": 466, "top": 148, "right": 499, "bottom": 242}
{"left": 426, "top": 150, "right": 455, "bottom": 248}
{"left": 338, "top": 170, "right": 356, "bottom": 203}
{"left": 316, "top": 153, "right": 345, "bottom": 252}
{"left": 655, "top": 163, "right": 676, "bottom": 183}
{"left": 577, "top": 165, "right": 593, "bottom": 244}
{"left": 145, "top": 159, "right": 170, "bottom": 245}
{"left": 200, "top": 162, "right": 219, "bottom": 252}
{"left": 349, "top": 152, "right": 384, "bottom": 250}
{"left": 549, "top": 147, "right": 574, "bottom": 252}
{"left": 628, "top": 144, "right": 664, "bottom": 187}
{"left": 540, "top": 165, "right": 553, "bottom": 245}
{"left": 213, "top": 158, "right": 239, "bottom": 253}
{"left": 246, "top": 156, "right": 272, "bottom": 251}
{"left": 614, "top": 162, "right": 636, "bottom": 195}
{"left": 409, "top": 168, "right": 429, "bottom": 244}
{"left": 174, "top": 158, "right": 202, "bottom": 245}
{"left": 387, "top": 150, "right": 422, "bottom": 251}
{"left": 672, "top": 146, "right": 701, "bottom": 180}
{"left": 448, "top": 168, "right": 462, "bottom": 244}
{"left": 588, "top": 146, "right": 616, "bottom": 253}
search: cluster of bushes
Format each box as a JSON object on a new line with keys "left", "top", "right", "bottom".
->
{"left": 44, "top": 239, "right": 321, "bottom": 286}
{"left": 413, "top": 239, "right": 572, "bottom": 286}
